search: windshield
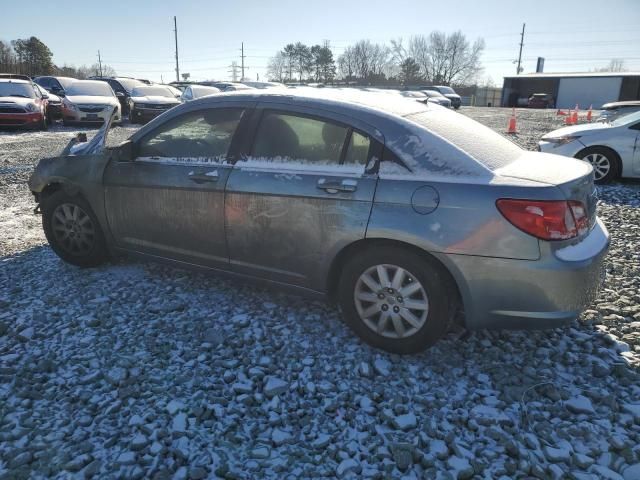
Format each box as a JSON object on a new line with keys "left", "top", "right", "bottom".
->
{"left": 67, "top": 81, "right": 114, "bottom": 97}
{"left": 117, "top": 78, "right": 144, "bottom": 93}
{"left": 610, "top": 110, "right": 640, "bottom": 126}
{"left": 438, "top": 86, "right": 455, "bottom": 95}
{"left": 132, "top": 86, "right": 174, "bottom": 97}
{"left": 0, "top": 82, "right": 36, "bottom": 98}
{"left": 57, "top": 77, "right": 75, "bottom": 89}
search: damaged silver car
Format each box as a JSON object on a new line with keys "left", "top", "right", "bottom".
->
{"left": 29, "top": 90, "right": 610, "bottom": 353}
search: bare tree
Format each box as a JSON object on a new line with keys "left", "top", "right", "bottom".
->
{"left": 337, "top": 46, "right": 355, "bottom": 81}
{"left": 267, "top": 51, "right": 287, "bottom": 82}
{"left": 595, "top": 58, "right": 626, "bottom": 72}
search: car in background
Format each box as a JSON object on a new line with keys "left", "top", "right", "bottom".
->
{"left": 528, "top": 93, "right": 555, "bottom": 109}
{"left": 33, "top": 76, "right": 76, "bottom": 97}
{"left": 136, "top": 78, "right": 153, "bottom": 85}
{"left": 400, "top": 91, "right": 428, "bottom": 102}
{"left": 422, "top": 85, "right": 462, "bottom": 109}
{"left": 30, "top": 89, "right": 609, "bottom": 353}
{"left": 598, "top": 100, "right": 640, "bottom": 122}
{"left": 35, "top": 84, "right": 62, "bottom": 122}
{"left": 0, "top": 74, "right": 32, "bottom": 81}
{"left": 207, "top": 82, "right": 255, "bottom": 92}
{"left": 62, "top": 80, "right": 121, "bottom": 126}
{"left": 421, "top": 90, "right": 452, "bottom": 108}
{"left": 128, "top": 85, "right": 181, "bottom": 124}
{"left": 539, "top": 110, "right": 640, "bottom": 184}
{"left": 180, "top": 85, "right": 220, "bottom": 102}
{"left": 241, "top": 81, "right": 285, "bottom": 89}
{"left": 89, "top": 76, "right": 145, "bottom": 115}
{"left": 0, "top": 79, "right": 48, "bottom": 130}
{"left": 168, "top": 81, "right": 194, "bottom": 92}
{"left": 162, "top": 84, "right": 183, "bottom": 99}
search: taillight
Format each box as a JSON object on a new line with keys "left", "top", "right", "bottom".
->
{"left": 496, "top": 199, "right": 588, "bottom": 241}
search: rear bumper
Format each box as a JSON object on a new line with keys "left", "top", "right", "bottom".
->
{"left": 439, "top": 218, "right": 610, "bottom": 330}
{"left": 0, "top": 112, "right": 43, "bottom": 127}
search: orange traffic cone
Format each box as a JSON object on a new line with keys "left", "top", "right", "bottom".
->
{"left": 587, "top": 105, "right": 593, "bottom": 122}
{"left": 565, "top": 110, "right": 574, "bottom": 125}
{"left": 572, "top": 105, "right": 579, "bottom": 124}
{"left": 507, "top": 108, "right": 517, "bottom": 134}
{"left": 557, "top": 109, "right": 568, "bottom": 116}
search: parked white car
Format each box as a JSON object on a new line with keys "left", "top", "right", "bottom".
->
{"left": 539, "top": 111, "right": 640, "bottom": 183}
{"left": 62, "top": 80, "right": 121, "bottom": 126}
{"left": 180, "top": 85, "right": 220, "bottom": 102}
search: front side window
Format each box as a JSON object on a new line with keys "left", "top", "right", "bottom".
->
{"left": 252, "top": 111, "right": 349, "bottom": 165}
{"left": 137, "top": 108, "right": 244, "bottom": 163}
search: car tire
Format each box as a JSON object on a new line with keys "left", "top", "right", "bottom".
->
{"left": 42, "top": 190, "right": 109, "bottom": 268}
{"left": 337, "top": 246, "right": 451, "bottom": 354}
{"left": 577, "top": 146, "right": 620, "bottom": 184}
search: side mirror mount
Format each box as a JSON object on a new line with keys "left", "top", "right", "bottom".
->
{"left": 115, "top": 140, "right": 135, "bottom": 161}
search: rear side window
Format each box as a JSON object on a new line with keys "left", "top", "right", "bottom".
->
{"left": 252, "top": 111, "right": 348, "bottom": 164}
{"left": 137, "top": 108, "right": 244, "bottom": 163}
{"left": 344, "top": 131, "right": 371, "bottom": 165}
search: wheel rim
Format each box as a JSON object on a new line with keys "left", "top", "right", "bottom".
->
{"left": 51, "top": 203, "right": 96, "bottom": 256}
{"left": 354, "top": 264, "right": 429, "bottom": 339}
{"left": 583, "top": 153, "right": 610, "bottom": 180}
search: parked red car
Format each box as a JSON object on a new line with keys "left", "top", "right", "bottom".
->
{"left": 528, "top": 93, "right": 555, "bottom": 109}
{"left": 0, "top": 79, "right": 48, "bottom": 129}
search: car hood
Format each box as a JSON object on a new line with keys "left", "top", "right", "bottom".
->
{"left": 131, "top": 95, "right": 180, "bottom": 104}
{"left": 542, "top": 123, "right": 611, "bottom": 139}
{"left": 0, "top": 96, "right": 36, "bottom": 107}
{"left": 444, "top": 93, "right": 461, "bottom": 100}
{"left": 66, "top": 95, "right": 119, "bottom": 105}
{"left": 46, "top": 93, "right": 61, "bottom": 103}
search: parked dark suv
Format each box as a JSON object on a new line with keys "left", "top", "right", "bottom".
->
{"left": 89, "top": 76, "right": 145, "bottom": 115}
{"left": 33, "top": 76, "right": 76, "bottom": 97}
{"left": 528, "top": 93, "right": 555, "bottom": 109}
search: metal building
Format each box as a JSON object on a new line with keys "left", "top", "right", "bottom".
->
{"left": 501, "top": 72, "right": 640, "bottom": 109}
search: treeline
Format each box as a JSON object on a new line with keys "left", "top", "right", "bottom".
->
{"left": 267, "top": 31, "right": 485, "bottom": 86}
{"left": 0, "top": 36, "right": 115, "bottom": 78}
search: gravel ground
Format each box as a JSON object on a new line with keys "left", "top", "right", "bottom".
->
{"left": 1, "top": 110, "right": 639, "bottom": 479}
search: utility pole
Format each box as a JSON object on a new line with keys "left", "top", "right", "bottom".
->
{"left": 174, "top": 16, "right": 180, "bottom": 82}
{"left": 516, "top": 23, "right": 525, "bottom": 75}
{"left": 97, "top": 50, "right": 103, "bottom": 77}
{"left": 240, "top": 42, "right": 246, "bottom": 81}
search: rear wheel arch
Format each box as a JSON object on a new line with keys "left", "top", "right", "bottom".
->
{"left": 326, "top": 238, "right": 464, "bottom": 324}
{"left": 575, "top": 145, "right": 622, "bottom": 180}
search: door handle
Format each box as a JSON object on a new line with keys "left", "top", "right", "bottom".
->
{"left": 317, "top": 178, "right": 358, "bottom": 193}
{"left": 188, "top": 171, "right": 219, "bottom": 184}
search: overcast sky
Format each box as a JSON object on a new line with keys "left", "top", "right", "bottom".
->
{"left": 3, "top": 0, "right": 639, "bottom": 83}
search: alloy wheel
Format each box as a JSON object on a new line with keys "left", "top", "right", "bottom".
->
{"left": 354, "top": 264, "right": 429, "bottom": 339}
{"left": 583, "top": 153, "right": 610, "bottom": 181}
{"left": 51, "top": 203, "right": 96, "bottom": 256}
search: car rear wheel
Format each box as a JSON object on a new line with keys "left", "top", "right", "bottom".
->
{"left": 42, "top": 190, "right": 109, "bottom": 267}
{"left": 577, "top": 147, "right": 619, "bottom": 184}
{"left": 338, "top": 247, "right": 451, "bottom": 354}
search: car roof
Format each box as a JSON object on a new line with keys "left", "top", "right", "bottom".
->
{"left": 192, "top": 87, "right": 430, "bottom": 119}
{"left": 602, "top": 100, "right": 640, "bottom": 109}
{"left": 0, "top": 78, "right": 30, "bottom": 84}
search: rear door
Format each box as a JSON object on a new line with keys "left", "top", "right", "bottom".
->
{"left": 103, "top": 105, "right": 250, "bottom": 269}
{"left": 224, "top": 104, "right": 380, "bottom": 291}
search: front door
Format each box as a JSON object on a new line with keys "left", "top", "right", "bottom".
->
{"left": 224, "top": 106, "right": 379, "bottom": 292}
{"left": 103, "top": 106, "right": 247, "bottom": 269}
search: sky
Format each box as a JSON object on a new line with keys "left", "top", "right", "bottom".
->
{"left": 2, "top": 0, "right": 640, "bottom": 84}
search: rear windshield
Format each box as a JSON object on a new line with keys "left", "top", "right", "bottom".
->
{"left": 67, "top": 81, "right": 114, "bottom": 97}
{"left": 132, "top": 86, "right": 174, "bottom": 97}
{"left": 117, "top": 78, "right": 144, "bottom": 93}
{"left": 57, "top": 77, "right": 75, "bottom": 89}
{"left": 406, "top": 109, "right": 522, "bottom": 170}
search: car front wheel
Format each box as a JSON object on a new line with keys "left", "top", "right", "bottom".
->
{"left": 338, "top": 247, "right": 451, "bottom": 354}
{"left": 577, "top": 147, "right": 619, "bottom": 184}
{"left": 42, "top": 190, "right": 109, "bottom": 267}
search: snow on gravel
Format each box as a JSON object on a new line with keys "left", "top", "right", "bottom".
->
{"left": 1, "top": 112, "right": 639, "bottom": 479}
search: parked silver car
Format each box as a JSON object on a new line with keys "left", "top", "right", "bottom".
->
{"left": 28, "top": 89, "right": 609, "bottom": 353}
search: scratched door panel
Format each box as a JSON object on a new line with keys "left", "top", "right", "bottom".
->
{"left": 104, "top": 161, "right": 231, "bottom": 268}
{"left": 225, "top": 166, "right": 377, "bottom": 291}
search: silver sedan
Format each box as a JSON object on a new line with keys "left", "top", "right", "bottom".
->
{"left": 29, "top": 89, "right": 609, "bottom": 353}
